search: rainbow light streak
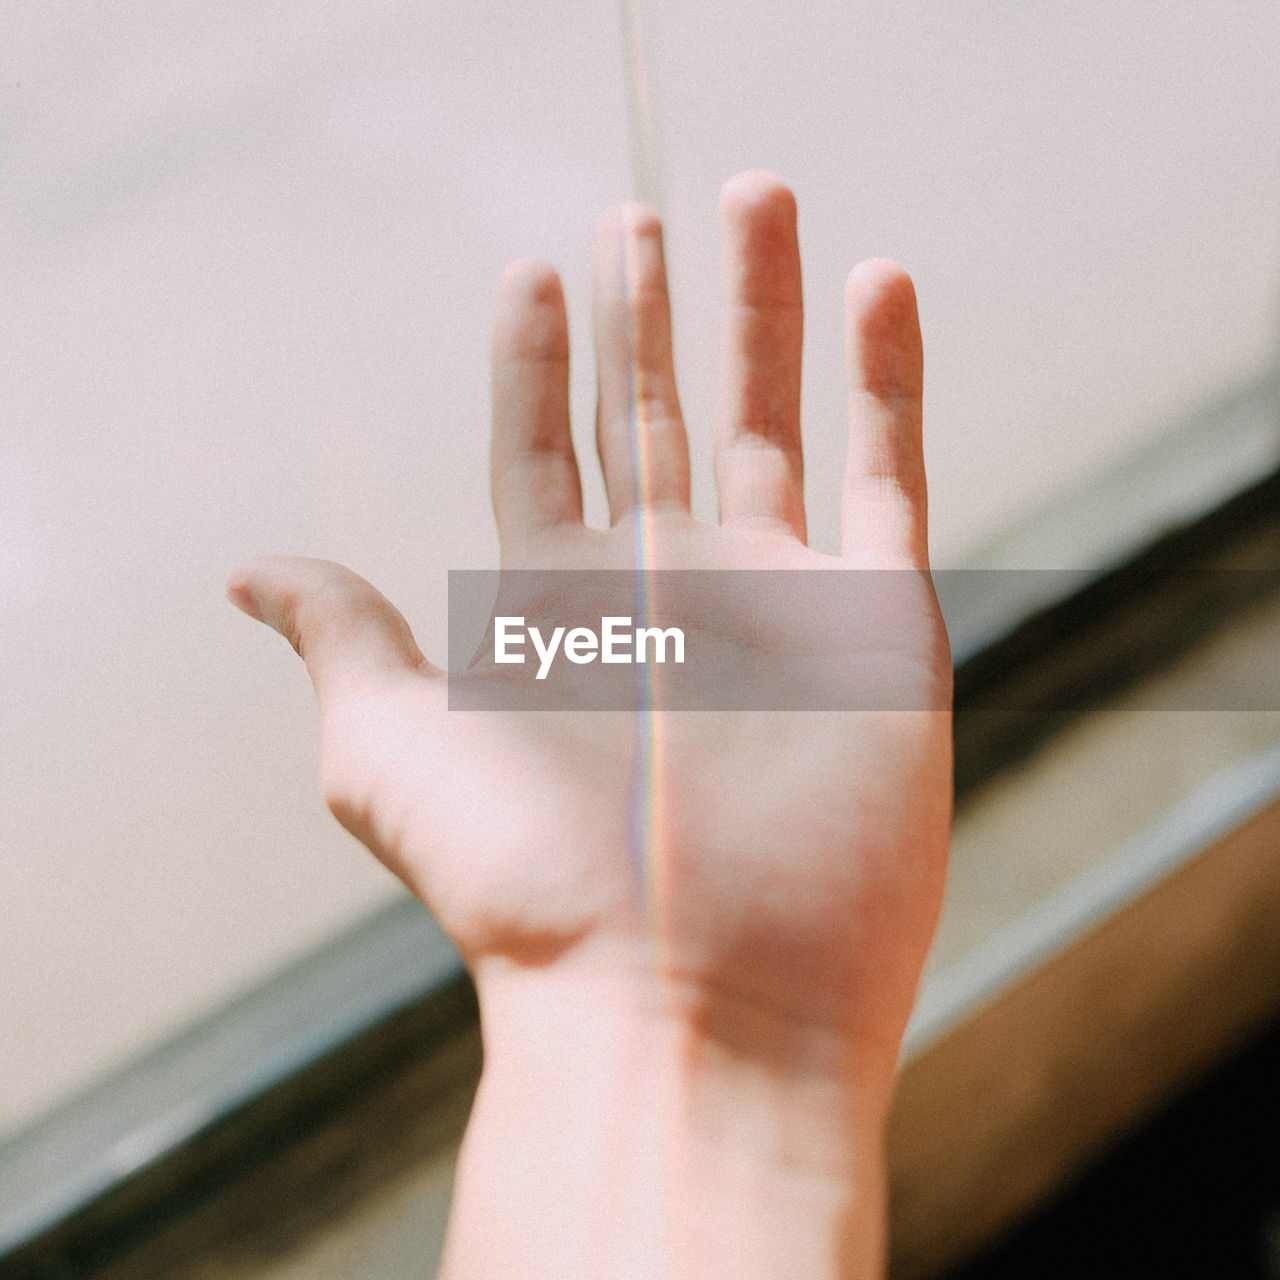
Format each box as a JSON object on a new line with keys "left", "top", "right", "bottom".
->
{"left": 620, "top": 215, "right": 669, "bottom": 962}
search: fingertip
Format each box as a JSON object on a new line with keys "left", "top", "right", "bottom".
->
{"left": 225, "top": 554, "right": 311, "bottom": 643}
{"left": 592, "top": 201, "right": 672, "bottom": 307}
{"left": 226, "top": 577, "right": 262, "bottom": 623}
{"left": 845, "top": 258, "right": 918, "bottom": 317}
{"left": 621, "top": 200, "right": 662, "bottom": 237}
{"left": 498, "top": 257, "right": 564, "bottom": 308}
{"left": 718, "top": 173, "right": 801, "bottom": 312}
{"left": 719, "top": 171, "right": 796, "bottom": 224}
{"left": 616, "top": 200, "right": 662, "bottom": 234}
{"left": 593, "top": 202, "right": 664, "bottom": 260}
{"left": 494, "top": 259, "right": 570, "bottom": 365}
{"left": 846, "top": 259, "right": 922, "bottom": 401}
{"left": 227, "top": 556, "right": 284, "bottom": 624}
{"left": 225, "top": 556, "right": 430, "bottom": 694}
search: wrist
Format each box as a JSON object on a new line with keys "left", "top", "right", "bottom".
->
{"left": 440, "top": 957, "right": 894, "bottom": 1280}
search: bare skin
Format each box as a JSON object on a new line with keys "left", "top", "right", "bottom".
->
{"left": 229, "top": 171, "right": 952, "bottom": 1278}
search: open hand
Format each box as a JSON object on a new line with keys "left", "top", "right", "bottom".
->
{"left": 228, "top": 172, "right": 951, "bottom": 1180}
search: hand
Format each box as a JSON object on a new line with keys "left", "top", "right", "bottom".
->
{"left": 229, "top": 172, "right": 952, "bottom": 1279}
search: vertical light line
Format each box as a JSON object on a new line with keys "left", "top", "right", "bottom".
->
{"left": 618, "top": 0, "right": 665, "bottom": 215}
{"left": 616, "top": 8, "right": 677, "bottom": 1260}
{"left": 616, "top": 0, "right": 669, "bottom": 948}
{"left": 618, "top": 214, "right": 658, "bottom": 917}
{"left": 615, "top": 74, "right": 678, "bottom": 1263}
{"left": 617, "top": 0, "right": 669, "bottom": 935}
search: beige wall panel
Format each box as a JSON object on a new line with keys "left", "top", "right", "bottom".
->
{"left": 1, "top": 2, "right": 632, "bottom": 1137}
{"left": 643, "top": 0, "right": 1280, "bottom": 562}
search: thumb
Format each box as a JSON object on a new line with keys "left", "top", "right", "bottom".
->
{"left": 227, "top": 556, "right": 432, "bottom": 705}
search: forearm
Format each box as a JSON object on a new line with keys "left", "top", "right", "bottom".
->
{"left": 439, "top": 960, "right": 895, "bottom": 1280}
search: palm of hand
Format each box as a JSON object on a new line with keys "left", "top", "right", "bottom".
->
{"left": 231, "top": 174, "right": 952, "bottom": 1065}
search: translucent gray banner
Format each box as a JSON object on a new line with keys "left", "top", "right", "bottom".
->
{"left": 449, "top": 569, "right": 935, "bottom": 711}
{"left": 443, "top": 567, "right": 1280, "bottom": 712}
{"left": 445, "top": 568, "right": 1280, "bottom": 711}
